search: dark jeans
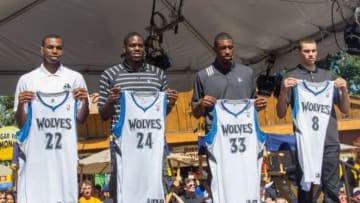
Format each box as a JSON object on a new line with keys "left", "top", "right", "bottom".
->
{"left": 296, "top": 144, "right": 340, "bottom": 203}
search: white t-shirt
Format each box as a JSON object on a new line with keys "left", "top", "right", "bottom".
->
{"left": 13, "top": 63, "right": 88, "bottom": 112}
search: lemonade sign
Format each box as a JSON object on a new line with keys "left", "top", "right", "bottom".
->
{"left": 0, "top": 126, "right": 18, "bottom": 161}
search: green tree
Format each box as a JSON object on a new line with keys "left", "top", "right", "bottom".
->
{"left": 0, "top": 96, "right": 15, "bottom": 127}
{"left": 317, "top": 51, "right": 360, "bottom": 95}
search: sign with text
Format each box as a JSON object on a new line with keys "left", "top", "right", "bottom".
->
{"left": 0, "top": 126, "right": 18, "bottom": 161}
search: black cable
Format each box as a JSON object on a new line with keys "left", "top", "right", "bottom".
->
{"left": 174, "top": 0, "right": 184, "bottom": 34}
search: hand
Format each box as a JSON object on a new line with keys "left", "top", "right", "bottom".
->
{"left": 198, "top": 95, "right": 217, "bottom": 108}
{"left": 281, "top": 77, "right": 297, "bottom": 93}
{"left": 72, "top": 88, "right": 88, "bottom": 102}
{"left": 334, "top": 77, "right": 348, "bottom": 93}
{"left": 108, "top": 86, "right": 121, "bottom": 104}
{"left": 18, "top": 91, "right": 35, "bottom": 104}
{"left": 167, "top": 88, "right": 178, "bottom": 107}
{"left": 255, "top": 97, "right": 267, "bottom": 110}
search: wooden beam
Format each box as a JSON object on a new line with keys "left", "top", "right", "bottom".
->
{"left": 259, "top": 119, "right": 360, "bottom": 134}
{"left": 166, "top": 132, "right": 203, "bottom": 143}
{"left": 260, "top": 124, "right": 293, "bottom": 134}
{"left": 78, "top": 137, "right": 110, "bottom": 151}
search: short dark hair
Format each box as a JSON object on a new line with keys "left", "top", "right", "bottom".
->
{"left": 123, "top": 32, "right": 143, "bottom": 46}
{"left": 41, "top": 33, "right": 62, "bottom": 46}
{"left": 298, "top": 38, "right": 316, "bottom": 50}
{"left": 214, "top": 32, "right": 233, "bottom": 47}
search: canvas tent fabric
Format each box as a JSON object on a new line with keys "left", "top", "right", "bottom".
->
{"left": 0, "top": 164, "right": 11, "bottom": 176}
{"left": 0, "top": 0, "right": 357, "bottom": 95}
{"left": 79, "top": 149, "right": 111, "bottom": 174}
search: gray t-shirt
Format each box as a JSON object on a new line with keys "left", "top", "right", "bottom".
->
{"left": 180, "top": 194, "right": 205, "bottom": 203}
{"left": 283, "top": 65, "right": 341, "bottom": 145}
{"left": 191, "top": 61, "right": 255, "bottom": 132}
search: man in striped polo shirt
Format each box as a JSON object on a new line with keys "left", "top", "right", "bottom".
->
{"left": 98, "top": 32, "right": 178, "bottom": 125}
{"left": 97, "top": 32, "right": 178, "bottom": 202}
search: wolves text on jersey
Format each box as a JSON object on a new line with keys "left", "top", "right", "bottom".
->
{"left": 36, "top": 117, "right": 72, "bottom": 130}
{"left": 128, "top": 119, "right": 162, "bottom": 131}
{"left": 301, "top": 101, "right": 331, "bottom": 115}
{"left": 221, "top": 123, "right": 253, "bottom": 136}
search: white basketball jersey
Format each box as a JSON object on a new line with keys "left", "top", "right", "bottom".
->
{"left": 17, "top": 91, "right": 78, "bottom": 203}
{"left": 113, "top": 91, "right": 167, "bottom": 203}
{"left": 206, "top": 99, "right": 265, "bottom": 203}
{"left": 292, "top": 80, "right": 335, "bottom": 191}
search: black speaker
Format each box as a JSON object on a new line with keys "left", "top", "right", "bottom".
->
{"left": 344, "top": 8, "right": 360, "bottom": 55}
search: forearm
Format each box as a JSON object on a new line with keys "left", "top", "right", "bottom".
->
{"left": 192, "top": 102, "right": 205, "bottom": 118}
{"left": 165, "top": 193, "right": 184, "bottom": 203}
{"left": 166, "top": 103, "right": 175, "bottom": 115}
{"left": 276, "top": 91, "right": 288, "bottom": 118}
{"left": 15, "top": 106, "right": 27, "bottom": 128}
{"left": 339, "top": 89, "right": 351, "bottom": 115}
{"left": 77, "top": 101, "right": 89, "bottom": 123}
{"left": 99, "top": 100, "right": 115, "bottom": 121}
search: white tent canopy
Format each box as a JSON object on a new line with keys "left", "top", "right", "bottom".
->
{"left": 0, "top": 0, "right": 357, "bottom": 95}
{"left": 340, "top": 143, "right": 359, "bottom": 151}
{"left": 0, "top": 164, "right": 12, "bottom": 176}
{"left": 78, "top": 149, "right": 111, "bottom": 174}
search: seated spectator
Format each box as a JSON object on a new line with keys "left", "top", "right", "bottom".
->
{"left": 339, "top": 188, "right": 348, "bottom": 203}
{"left": 0, "top": 191, "right": 5, "bottom": 203}
{"left": 5, "top": 192, "right": 15, "bottom": 203}
{"left": 79, "top": 180, "right": 101, "bottom": 203}
{"left": 166, "top": 180, "right": 184, "bottom": 203}
{"left": 94, "top": 184, "right": 102, "bottom": 199}
{"left": 180, "top": 178, "right": 205, "bottom": 203}
{"left": 101, "top": 184, "right": 113, "bottom": 203}
{"left": 275, "top": 197, "right": 288, "bottom": 203}
{"left": 354, "top": 188, "right": 360, "bottom": 201}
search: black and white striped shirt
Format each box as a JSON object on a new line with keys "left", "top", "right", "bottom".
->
{"left": 98, "top": 62, "right": 168, "bottom": 127}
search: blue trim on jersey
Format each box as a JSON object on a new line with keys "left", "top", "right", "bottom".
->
{"left": 292, "top": 86, "right": 299, "bottom": 119}
{"left": 254, "top": 108, "right": 266, "bottom": 143}
{"left": 36, "top": 91, "right": 70, "bottom": 112}
{"left": 332, "top": 85, "right": 337, "bottom": 102}
{"left": 302, "top": 80, "right": 330, "bottom": 96}
{"left": 113, "top": 91, "right": 126, "bottom": 138}
{"left": 220, "top": 99, "right": 250, "bottom": 117}
{"left": 131, "top": 91, "right": 160, "bottom": 112}
{"left": 74, "top": 99, "right": 79, "bottom": 141}
{"left": 74, "top": 99, "right": 78, "bottom": 121}
{"left": 163, "top": 93, "right": 167, "bottom": 118}
{"left": 205, "top": 106, "right": 217, "bottom": 145}
{"left": 17, "top": 103, "right": 32, "bottom": 143}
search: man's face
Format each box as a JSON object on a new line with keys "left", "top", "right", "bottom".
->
{"left": 124, "top": 35, "right": 145, "bottom": 63}
{"left": 41, "top": 37, "right": 64, "bottom": 65}
{"left": 185, "top": 180, "right": 196, "bottom": 193}
{"left": 299, "top": 42, "right": 317, "bottom": 67}
{"left": 214, "top": 39, "right": 234, "bottom": 66}
{"left": 82, "top": 184, "right": 92, "bottom": 198}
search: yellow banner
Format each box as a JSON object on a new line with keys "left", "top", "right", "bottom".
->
{"left": 0, "top": 126, "right": 18, "bottom": 161}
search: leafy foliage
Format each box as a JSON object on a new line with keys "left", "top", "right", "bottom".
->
{"left": 0, "top": 96, "right": 15, "bottom": 127}
{"left": 317, "top": 51, "right": 360, "bottom": 95}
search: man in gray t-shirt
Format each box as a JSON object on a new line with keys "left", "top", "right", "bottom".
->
{"left": 191, "top": 32, "right": 267, "bottom": 133}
